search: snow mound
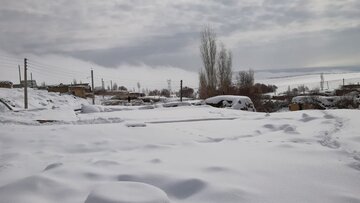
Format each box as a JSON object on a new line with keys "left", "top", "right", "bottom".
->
{"left": 0, "top": 175, "right": 78, "bottom": 203}
{"left": 85, "top": 182, "right": 170, "bottom": 203}
{"left": 163, "top": 102, "right": 192, "bottom": 108}
{"left": 205, "top": 95, "right": 256, "bottom": 111}
{"left": 81, "top": 104, "right": 104, "bottom": 113}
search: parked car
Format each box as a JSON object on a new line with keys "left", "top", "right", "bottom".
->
{"left": 205, "top": 95, "right": 256, "bottom": 112}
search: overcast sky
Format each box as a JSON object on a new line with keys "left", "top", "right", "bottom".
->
{"left": 0, "top": 0, "right": 360, "bottom": 88}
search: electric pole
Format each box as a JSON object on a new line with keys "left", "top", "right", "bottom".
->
{"left": 30, "top": 72, "right": 33, "bottom": 88}
{"left": 24, "top": 58, "right": 28, "bottom": 109}
{"left": 110, "top": 80, "right": 113, "bottom": 91}
{"left": 320, "top": 73, "right": 324, "bottom": 91}
{"left": 167, "top": 79, "right": 172, "bottom": 94}
{"left": 18, "top": 65, "right": 22, "bottom": 84}
{"left": 91, "top": 69, "right": 95, "bottom": 105}
{"left": 180, "top": 80, "right": 183, "bottom": 102}
{"left": 101, "top": 78, "right": 104, "bottom": 90}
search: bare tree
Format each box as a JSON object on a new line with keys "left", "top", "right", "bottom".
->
{"left": 112, "top": 82, "right": 118, "bottom": 90}
{"left": 119, "top": 86, "right": 127, "bottom": 91}
{"left": 298, "top": 85, "right": 308, "bottom": 94}
{"left": 137, "top": 82, "right": 141, "bottom": 93}
{"left": 160, "top": 89, "right": 170, "bottom": 97}
{"left": 181, "top": 86, "right": 195, "bottom": 98}
{"left": 217, "top": 43, "right": 232, "bottom": 94}
{"left": 237, "top": 69, "right": 254, "bottom": 88}
{"left": 200, "top": 26, "right": 217, "bottom": 97}
{"left": 149, "top": 89, "right": 160, "bottom": 96}
{"left": 199, "top": 70, "right": 208, "bottom": 99}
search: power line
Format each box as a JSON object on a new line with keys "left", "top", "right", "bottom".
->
{"left": 0, "top": 57, "right": 22, "bottom": 64}
{"left": 0, "top": 56, "right": 85, "bottom": 82}
{"left": 2, "top": 57, "right": 181, "bottom": 90}
{"left": 29, "top": 68, "right": 73, "bottom": 79}
{"left": 0, "top": 59, "right": 22, "bottom": 66}
{"left": 29, "top": 58, "right": 91, "bottom": 75}
{"left": 27, "top": 61, "right": 88, "bottom": 76}
{"left": 1, "top": 57, "right": 178, "bottom": 89}
{"left": 0, "top": 61, "right": 21, "bottom": 67}
{"left": 90, "top": 71, "right": 174, "bottom": 85}
{"left": 27, "top": 64, "right": 87, "bottom": 78}
{"left": 28, "top": 67, "right": 83, "bottom": 79}
{"left": 28, "top": 67, "right": 88, "bottom": 82}
{"left": 28, "top": 58, "right": 177, "bottom": 87}
{"left": 0, "top": 53, "right": 22, "bottom": 61}
{"left": 0, "top": 64, "right": 19, "bottom": 70}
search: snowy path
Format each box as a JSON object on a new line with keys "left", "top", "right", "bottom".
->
{"left": 0, "top": 107, "right": 360, "bottom": 203}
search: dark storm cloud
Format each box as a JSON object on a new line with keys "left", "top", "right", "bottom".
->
{"left": 0, "top": 0, "right": 359, "bottom": 70}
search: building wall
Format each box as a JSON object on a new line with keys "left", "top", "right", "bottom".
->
{"left": 0, "top": 81, "right": 13, "bottom": 88}
{"left": 70, "top": 87, "right": 86, "bottom": 98}
{"left": 48, "top": 86, "right": 69, "bottom": 93}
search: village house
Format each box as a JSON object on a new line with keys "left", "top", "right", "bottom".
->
{"left": 336, "top": 84, "right": 360, "bottom": 96}
{"left": 12, "top": 80, "right": 38, "bottom": 88}
{"left": 21, "top": 80, "right": 37, "bottom": 88}
{"left": 47, "top": 83, "right": 91, "bottom": 98}
{"left": 0, "top": 81, "right": 13, "bottom": 88}
{"left": 289, "top": 95, "right": 337, "bottom": 111}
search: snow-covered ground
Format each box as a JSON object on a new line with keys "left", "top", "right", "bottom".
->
{"left": 258, "top": 72, "right": 360, "bottom": 93}
{"left": 1, "top": 88, "right": 360, "bottom": 202}
{"left": 0, "top": 88, "right": 88, "bottom": 111}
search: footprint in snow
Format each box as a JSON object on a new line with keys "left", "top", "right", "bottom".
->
{"left": 125, "top": 123, "right": 147, "bottom": 127}
{"left": 43, "top": 162, "right": 63, "bottom": 171}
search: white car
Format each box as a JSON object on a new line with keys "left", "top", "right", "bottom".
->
{"left": 205, "top": 95, "right": 256, "bottom": 112}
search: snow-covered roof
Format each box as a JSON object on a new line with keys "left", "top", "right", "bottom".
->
{"left": 291, "top": 95, "right": 341, "bottom": 108}
{"left": 0, "top": 81, "right": 13, "bottom": 85}
{"left": 205, "top": 95, "right": 251, "bottom": 102}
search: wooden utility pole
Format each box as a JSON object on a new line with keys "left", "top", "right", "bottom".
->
{"left": 18, "top": 65, "right": 21, "bottom": 83}
{"left": 320, "top": 73, "right": 324, "bottom": 91}
{"left": 91, "top": 69, "right": 95, "bottom": 105}
{"left": 30, "top": 72, "right": 33, "bottom": 88}
{"left": 24, "top": 58, "right": 28, "bottom": 109}
{"left": 110, "top": 80, "right": 113, "bottom": 91}
{"left": 180, "top": 80, "right": 183, "bottom": 102}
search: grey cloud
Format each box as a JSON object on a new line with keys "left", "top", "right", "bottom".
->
{"left": 70, "top": 31, "right": 201, "bottom": 69}
{"left": 232, "top": 27, "right": 360, "bottom": 69}
{"left": 0, "top": 0, "right": 359, "bottom": 70}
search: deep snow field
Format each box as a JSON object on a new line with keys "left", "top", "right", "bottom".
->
{"left": 1, "top": 89, "right": 360, "bottom": 203}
